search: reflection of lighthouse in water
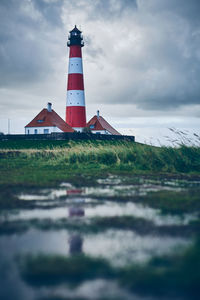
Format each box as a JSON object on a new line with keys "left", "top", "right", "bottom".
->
{"left": 67, "top": 189, "right": 85, "bottom": 254}
{"left": 69, "top": 234, "right": 83, "bottom": 254}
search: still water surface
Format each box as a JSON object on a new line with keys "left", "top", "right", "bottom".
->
{"left": 0, "top": 175, "right": 199, "bottom": 300}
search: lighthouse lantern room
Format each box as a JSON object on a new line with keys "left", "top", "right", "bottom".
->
{"left": 66, "top": 26, "right": 86, "bottom": 132}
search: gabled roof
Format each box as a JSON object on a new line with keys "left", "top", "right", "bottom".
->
{"left": 25, "top": 109, "right": 74, "bottom": 133}
{"left": 87, "top": 115, "right": 121, "bottom": 135}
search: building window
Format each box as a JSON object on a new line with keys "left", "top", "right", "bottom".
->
{"left": 37, "top": 120, "right": 44, "bottom": 123}
{"left": 44, "top": 129, "right": 49, "bottom": 134}
{"left": 27, "top": 129, "right": 30, "bottom": 134}
{"left": 90, "top": 125, "right": 95, "bottom": 129}
{"left": 34, "top": 129, "right": 38, "bottom": 134}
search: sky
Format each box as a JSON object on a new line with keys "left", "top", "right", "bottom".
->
{"left": 0, "top": 0, "right": 200, "bottom": 145}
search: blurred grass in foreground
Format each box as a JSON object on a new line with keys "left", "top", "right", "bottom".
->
{"left": 18, "top": 238, "right": 200, "bottom": 299}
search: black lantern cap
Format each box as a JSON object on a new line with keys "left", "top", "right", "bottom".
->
{"left": 67, "top": 25, "right": 84, "bottom": 47}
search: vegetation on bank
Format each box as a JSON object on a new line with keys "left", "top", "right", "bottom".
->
{"left": 18, "top": 238, "right": 200, "bottom": 299}
{"left": 136, "top": 189, "right": 200, "bottom": 214}
{"left": 2, "top": 215, "right": 199, "bottom": 236}
{"left": 0, "top": 140, "right": 200, "bottom": 187}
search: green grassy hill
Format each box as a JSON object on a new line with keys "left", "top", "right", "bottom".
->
{"left": 0, "top": 139, "right": 200, "bottom": 186}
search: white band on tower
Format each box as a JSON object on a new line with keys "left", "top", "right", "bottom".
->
{"left": 68, "top": 58, "right": 83, "bottom": 74}
{"left": 67, "top": 90, "right": 85, "bottom": 106}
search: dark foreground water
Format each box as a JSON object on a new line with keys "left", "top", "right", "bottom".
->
{"left": 0, "top": 176, "right": 200, "bottom": 300}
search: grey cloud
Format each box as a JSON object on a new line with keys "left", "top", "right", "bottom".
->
{"left": 85, "top": 36, "right": 104, "bottom": 61}
{"left": 143, "top": 0, "right": 200, "bottom": 24}
{"left": 0, "top": 0, "right": 64, "bottom": 88}
{"left": 91, "top": 0, "right": 137, "bottom": 19}
{"left": 69, "top": 0, "right": 137, "bottom": 20}
{"left": 32, "top": 0, "right": 64, "bottom": 27}
{"left": 84, "top": 0, "right": 200, "bottom": 110}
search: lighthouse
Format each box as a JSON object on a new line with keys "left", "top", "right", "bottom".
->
{"left": 66, "top": 26, "right": 86, "bottom": 131}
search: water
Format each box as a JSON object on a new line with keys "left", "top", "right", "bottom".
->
{"left": 0, "top": 175, "right": 199, "bottom": 300}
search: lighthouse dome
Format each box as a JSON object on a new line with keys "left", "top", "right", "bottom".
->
{"left": 68, "top": 25, "right": 84, "bottom": 47}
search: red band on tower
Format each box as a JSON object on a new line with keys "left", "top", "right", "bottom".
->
{"left": 66, "top": 106, "right": 86, "bottom": 128}
{"left": 69, "top": 45, "right": 82, "bottom": 58}
{"left": 67, "top": 74, "right": 84, "bottom": 90}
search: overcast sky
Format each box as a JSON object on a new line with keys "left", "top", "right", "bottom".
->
{"left": 0, "top": 0, "right": 200, "bottom": 144}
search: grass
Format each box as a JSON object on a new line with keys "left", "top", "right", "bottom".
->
{"left": 19, "top": 254, "right": 114, "bottom": 285}
{"left": 18, "top": 238, "right": 200, "bottom": 299}
{"left": 1, "top": 215, "right": 200, "bottom": 236}
{"left": 0, "top": 140, "right": 72, "bottom": 149}
{"left": 0, "top": 140, "right": 200, "bottom": 187}
{"left": 140, "top": 189, "right": 200, "bottom": 214}
{"left": 120, "top": 238, "right": 200, "bottom": 299}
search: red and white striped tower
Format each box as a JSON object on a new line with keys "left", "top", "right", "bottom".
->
{"left": 66, "top": 26, "right": 86, "bottom": 131}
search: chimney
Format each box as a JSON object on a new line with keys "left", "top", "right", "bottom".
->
{"left": 97, "top": 110, "right": 100, "bottom": 119}
{"left": 47, "top": 102, "right": 52, "bottom": 112}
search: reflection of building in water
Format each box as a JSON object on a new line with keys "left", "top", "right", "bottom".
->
{"left": 68, "top": 203, "right": 85, "bottom": 254}
{"left": 66, "top": 188, "right": 83, "bottom": 195}
{"left": 69, "top": 234, "right": 83, "bottom": 254}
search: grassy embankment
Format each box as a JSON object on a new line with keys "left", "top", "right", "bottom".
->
{"left": 0, "top": 139, "right": 200, "bottom": 187}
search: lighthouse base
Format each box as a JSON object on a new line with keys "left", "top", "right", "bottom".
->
{"left": 73, "top": 127, "right": 84, "bottom": 132}
{"left": 66, "top": 106, "right": 86, "bottom": 129}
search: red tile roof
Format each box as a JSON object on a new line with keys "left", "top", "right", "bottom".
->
{"left": 87, "top": 115, "right": 121, "bottom": 135}
{"left": 25, "top": 109, "right": 74, "bottom": 132}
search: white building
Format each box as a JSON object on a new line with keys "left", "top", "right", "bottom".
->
{"left": 25, "top": 103, "right": 74, "bottom": 134}
{"left": 86, "top": 111, "right": 121, "bottom": 135}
